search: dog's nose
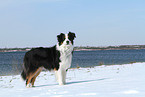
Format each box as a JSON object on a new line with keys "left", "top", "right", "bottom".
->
{"left": 66, "top": 41, "right": 69, "bottom": 44}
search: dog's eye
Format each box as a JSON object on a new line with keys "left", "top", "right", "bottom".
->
{"left": 62, "top": 36, "right": 65, "bottom": 40}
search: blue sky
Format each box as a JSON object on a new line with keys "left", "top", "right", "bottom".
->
{"left": 0, "top": 0, "right": 145, "bottom": 48}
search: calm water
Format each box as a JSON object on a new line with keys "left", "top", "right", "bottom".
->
{"left": 0, "top": 49, "right": 145, "bottom": 76}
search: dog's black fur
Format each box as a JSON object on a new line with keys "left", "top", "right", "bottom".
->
{"left": 21, "top": 46, "right": 60, "bottom": 80}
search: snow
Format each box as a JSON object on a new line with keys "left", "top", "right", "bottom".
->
{"left": 0, "top": 63, "right": 145, "bottom": 97}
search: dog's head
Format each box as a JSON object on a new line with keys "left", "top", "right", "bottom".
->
{"left": 57, "top": 32, "right": 76, "bottom": 46}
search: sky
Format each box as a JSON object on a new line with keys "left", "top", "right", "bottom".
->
{"left": 0, "top": 0, "right": 145, "bottom": 48}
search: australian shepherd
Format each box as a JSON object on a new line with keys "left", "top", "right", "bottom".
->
{"left": 21, "top": 32, "right": 76, "bottom": 87}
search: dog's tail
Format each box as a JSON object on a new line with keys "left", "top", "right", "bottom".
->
{"left": 21, "top": 70, "right": 26, "bottom": 81}
{"left": 21, "top": 62, "right": 28, "bottom": 81}
{"left": 21, "top": 52, "right": 30, "bottom": 81}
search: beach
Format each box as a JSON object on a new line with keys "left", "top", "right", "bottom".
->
{"left": 0, "top": 62, "right": 145, "bottom": 97}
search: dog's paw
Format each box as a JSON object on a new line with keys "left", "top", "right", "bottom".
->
{"left": 26, "top": 83, "right": 32, "bottom": 88}
{"left": 59, "top": 82, "right": 65, "bottom": 86}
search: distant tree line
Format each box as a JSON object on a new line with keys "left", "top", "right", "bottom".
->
{"left": 0, "top": 48, "right": 31, "bottom": 52}
{"left": 1, "top": 45, "right": 145, "bottom": 52}
{"left": 74, "top": 45, "right": 145, "bottom": 51}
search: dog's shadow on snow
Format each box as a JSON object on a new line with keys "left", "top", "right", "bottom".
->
{"left": 34, "top": 78, "right": 109, "bottom": 88}
{"left": 67, "top": 78, "right": 109, "bottom": 85}
{"left": 34, "top": 84, "right": 57, "bottom": 88}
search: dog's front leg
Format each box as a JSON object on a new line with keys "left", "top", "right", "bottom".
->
{"left": 55, "top": 70, "right": 59, "bottom": 83}
{"left": 62, "top": 69, "right": 66, "bottom": 84}
{"left": 55, "top": 68, "right": 66, "bottom": 85}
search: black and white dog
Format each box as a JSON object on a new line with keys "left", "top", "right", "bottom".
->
{"left": 21, "top": 32, "right": 76, "bottom": 87}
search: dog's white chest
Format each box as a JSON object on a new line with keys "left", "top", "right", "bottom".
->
{"left": 59, "top": 52, "right": 72, "bottom": 69}
{"left": 56, "top": 41, "right": 74, "bottom": 70}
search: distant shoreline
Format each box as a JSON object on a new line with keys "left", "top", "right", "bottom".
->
{"left": 74, "top": 45, "right": 145, "bottom": 51}
{"left": 74, "top": 48, "right": 145, "bottom": 51}
{"left": 1, "top": 45, "right": 145, "bottom": 52}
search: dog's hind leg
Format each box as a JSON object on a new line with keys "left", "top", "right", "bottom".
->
{"left": 26, "top": 68, "right": 41, "bottom": 88}
{"left": 31, "top": 68, "right": 42, "bottom": 87}
{"left": 26, "top": 74, "right": 33, "bottom": 88}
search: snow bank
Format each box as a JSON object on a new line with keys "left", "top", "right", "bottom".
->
{"left": 0, "top": 63, "right": 145, "bottom": 97}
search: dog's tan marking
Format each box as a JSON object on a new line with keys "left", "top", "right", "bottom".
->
{"left": 31, "top": 68, "right": 42, "bottom": 86}
{"left": 54, "top": 68, "right": 57, "bottom": 71}
{"left": 26, "top": 68, "right": 42, "bottom": 87}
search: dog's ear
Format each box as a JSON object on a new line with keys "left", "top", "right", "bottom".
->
{"left": 57, "top": 33, "right": 64, "bottom": 41}
{"left": 57, "top": 33, "right": 65, "bottom": 45}
{"left": 57, "top": 34, "right": 61, "bottom": 41}
{"left": 68, "top": 32, "right": 76, "bottom": 39}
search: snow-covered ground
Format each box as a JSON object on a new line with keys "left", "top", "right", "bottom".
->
{"left": 0, "top": 63, "right": 145, "bottom": 97}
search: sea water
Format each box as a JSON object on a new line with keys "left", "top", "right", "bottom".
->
{"left": 0, "top": 49, "right": 145, "bottom": 76}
